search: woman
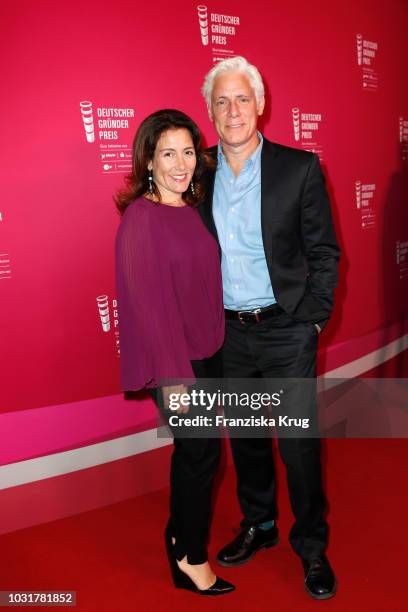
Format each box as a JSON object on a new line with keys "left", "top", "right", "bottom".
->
{"left": 114, "top": 109, "right": 234, "bottom": 596}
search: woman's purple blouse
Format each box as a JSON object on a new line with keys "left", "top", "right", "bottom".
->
{"left": 115, "top": 197, "right": 224, "bottom": 391}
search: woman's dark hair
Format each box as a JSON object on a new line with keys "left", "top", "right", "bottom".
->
{"left": 114, "top": 109, "right": 214, "bottom": 215}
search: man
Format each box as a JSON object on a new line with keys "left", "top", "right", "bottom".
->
{"left": 199, "top": 56, "right": 340, "bottom": 599}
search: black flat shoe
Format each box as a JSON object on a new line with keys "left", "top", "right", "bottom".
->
{"left": 216, "top": 524, "right": 279, "bottom": 567}
{"left": 164, "top": 524, "right": 235, "bottom": 596}
{"left": 302, "top": 555, "right": 337, "bottom": 599}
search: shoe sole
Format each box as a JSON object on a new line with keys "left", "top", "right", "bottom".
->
{"left": 304, "top": 580, "right": 337, "bottom": 600}
{"left": 216, "top": 537, "right": 279, "bottom": 567}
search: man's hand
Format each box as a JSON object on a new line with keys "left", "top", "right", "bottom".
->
{"left": 161, "top": 384, "right": 190, "bottom": 413}
{"left": 314, "top": 323, "right": 322, "bottom": 334}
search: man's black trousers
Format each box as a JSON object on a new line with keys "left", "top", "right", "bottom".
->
{"left": 222, "top": 309, "right": 328, "bottom": 561}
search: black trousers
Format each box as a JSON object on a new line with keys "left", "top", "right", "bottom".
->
{"left": 223, "top": 309, "right": 328, "bottom": 561}
{"left": 151, "top": 351, "right": 222, "bottom": 565}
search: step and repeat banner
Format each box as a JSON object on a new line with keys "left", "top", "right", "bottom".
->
{"left": 1, "top": 0, "right": 407, "bottom": 422}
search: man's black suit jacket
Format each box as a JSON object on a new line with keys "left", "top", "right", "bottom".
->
{"left": 198, "top": 137, "right": 340, "bottom": 329}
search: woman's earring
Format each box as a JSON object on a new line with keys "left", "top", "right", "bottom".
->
{"left": 148, "top": 170, "right": 153, "bottom": 194}
{"left": 190, "top": 180, "right": 195, "bottom": 195}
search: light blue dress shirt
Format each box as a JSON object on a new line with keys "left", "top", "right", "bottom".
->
{"left": 213, "top": 133, "right": 277, "bottom": 310}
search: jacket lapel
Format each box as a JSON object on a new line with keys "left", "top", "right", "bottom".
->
{"left": 260, "top": 138, "right": 279, "bottom": 269}
{"left": 199, "top": 145, "right": 220, "bottom": 245}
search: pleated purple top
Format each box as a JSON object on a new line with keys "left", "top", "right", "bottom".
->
{"left": 115, "top": 196, "right": 224, "bottom": 391}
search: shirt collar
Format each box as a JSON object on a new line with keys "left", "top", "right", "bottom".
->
{"left": 217, "top": 131, "right": 263, "bottom": 169}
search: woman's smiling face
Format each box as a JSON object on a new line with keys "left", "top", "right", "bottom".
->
{"left": 148, "top": 128, "right": 197, "bottom": 203}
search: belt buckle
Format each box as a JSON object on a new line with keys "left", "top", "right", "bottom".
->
{"left": 237, "top": 311, "right": 247, "bottom": 324}
{"left": 238, "top": 308, "right": 261, "bottom": 324}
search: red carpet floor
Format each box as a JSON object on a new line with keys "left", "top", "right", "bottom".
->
{"left": 1, "top": 438, "right": 407, "bottom": 611}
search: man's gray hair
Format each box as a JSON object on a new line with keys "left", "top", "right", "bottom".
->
{"left": 201, "top": 56, "right": 265, "bottom": 108}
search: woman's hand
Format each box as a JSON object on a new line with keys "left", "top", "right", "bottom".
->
{"left": 161, "top": 384, "right": 190, "bottom": 413}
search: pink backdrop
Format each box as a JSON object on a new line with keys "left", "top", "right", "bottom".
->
{"left": 1, "top": 0, "right": 407, "bottom": 473}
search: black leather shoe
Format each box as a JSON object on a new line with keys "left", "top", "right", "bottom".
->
{"left": 302, "top": 555, "right": 336, "bottom": 599}
{"left": 216, "top": 524, "right": 279, "bottom": 567}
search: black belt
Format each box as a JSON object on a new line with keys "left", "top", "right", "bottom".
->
{"left": 225, "top": 304, "right": 284, "bottom": 324}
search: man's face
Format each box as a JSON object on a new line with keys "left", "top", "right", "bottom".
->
{"left": 209, "top": 71, "right": 265, "bottom": 148}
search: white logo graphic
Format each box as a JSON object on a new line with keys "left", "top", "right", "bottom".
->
{"left": 96, "top": 295, "right": 120, "bottom": 354}
{"left": 356, "top": 33, "right": 363, "bottom": 66}
{"left": 197, "top": 5, "right": 209, "bottom": 45}
{"left": 97, "top": 295, "right": 110, "bottom": 332}
{"left": 356, "top": 181, "right": 376, "bottom": 229}
{"left": 399, "top": 116, "right": 408, "bottom": 143}
{"left": 292, "top": 108, "right": 300, "bottom": 141}
{"left": 356, "top": 34, "right": 379, "bottom": 90}
{"left": 196, "top": 8, "right": 241, "bottom": 63}
{"left": 291, "top": 107, "right": 323, "bottom": 158}
{"left": 396, "top": 241, "right": 407, "bottom": 264}
{"left": 355, "top": 181, "right": 362, "bottom": 208}
{"left": 396, "top": 240, "right": 408, "bottom": 280}
{"left": 399, "top": 116, "right": 408, "bottom": 161}
{"left": 0, "top": 253, "right": 12, "bottom": 280}
{"left": 79, "top": 102, "right": 135, "bottom": 174}
{"left": 80, "top": 101, "right": 95, "bottom": 143}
